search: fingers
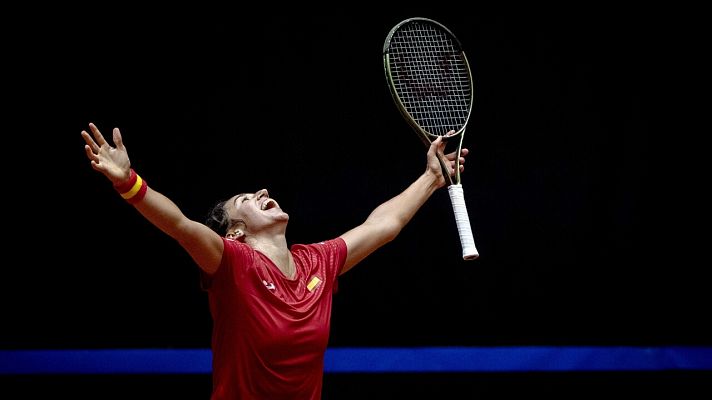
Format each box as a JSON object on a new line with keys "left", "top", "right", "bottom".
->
{"left": 113, "top": 127, "right": 124, "bottom": 150}
{"left": 85, "top": 145, "right": 108, "bottom": 174}
{"left": 90, "top": 160, "right": 103, "bottom": 172}
{"left": 445, "top": 147, "right": 468, "bottom": 158}
{"left": 89, "top": 122, "right": 108, "bottom": 147}
{"left": 82, "top": 131, "right": 99, "bottom": 153}
{"left": 444, "top": 149, "right": 469, "bottom": 163}
{"left": 442, "top": 147, "right": 469, "bottom": 175}
{"left": 84, "top": 144, "right": 97, "bottom": 161}
{"left": 435, "top": 136, "right": 446, "bottom": 153}
{"left": 428, "top": 136, "right": 444, "bottom": 155}
{"left": 429, "top": 136, "right": 468, "bottom": 177}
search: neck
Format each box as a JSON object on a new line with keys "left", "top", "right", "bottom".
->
{"left": 245, "top": 229, "right": 288, "bottom": 249}
{"left": 246, "top": 234, "right": 294, "bottom": 279}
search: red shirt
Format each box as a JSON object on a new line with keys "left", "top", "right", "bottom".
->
{"left": 204, "top": 237, "right": 347, "bottom": 400}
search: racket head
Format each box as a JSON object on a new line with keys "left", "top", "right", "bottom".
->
{"left": 383, "top": 17, "right": 474, "bottom": 146}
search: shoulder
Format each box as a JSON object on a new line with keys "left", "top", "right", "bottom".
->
{"left": 292, "top": 238, "right": 346, "bottom": 254}
{"left": 202, "top": 238, "right": 256, "bottom": 291}
{"left": 219, "top": 238, "right": 256, "bottom": 269}
{"left": 222, "top": 237, "right": 252, "bottom": 253}
{"left": 291, "top": 238, "right": 347, "bottom": 270}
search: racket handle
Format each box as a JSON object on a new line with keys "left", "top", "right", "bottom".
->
{"left": 447, "top": 184, "right": 479, "bottom": 260}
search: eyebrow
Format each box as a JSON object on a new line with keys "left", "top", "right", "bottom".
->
{"left": 234, "top": 194, "right": 252, "bottom": 207}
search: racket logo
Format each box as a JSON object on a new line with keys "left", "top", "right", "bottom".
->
{"left": 393, "top": 54, "right": 457, "bottom": 100}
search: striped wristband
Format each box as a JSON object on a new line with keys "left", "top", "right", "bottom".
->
{"left": 114, "top": 169, "right": 148, "bottom": 204}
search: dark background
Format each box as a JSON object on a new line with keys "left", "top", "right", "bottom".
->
{"left": 3, "top": 8, "right": 709, "bottom": 398}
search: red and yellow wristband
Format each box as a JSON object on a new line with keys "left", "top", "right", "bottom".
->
{"left": 113, "top": 169, "right": 148, "bottom": 204}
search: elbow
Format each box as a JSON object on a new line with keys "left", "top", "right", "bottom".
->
{"left": 360, "top": 215, "right": 406, "bottom": 245}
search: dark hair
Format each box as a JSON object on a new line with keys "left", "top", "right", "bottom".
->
{"left": 205, "top": 194, "right": 249, "bottom": 235}
{"left": 205, "top": 200, "right": 230, "bottom": 235}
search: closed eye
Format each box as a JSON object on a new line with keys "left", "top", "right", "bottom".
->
{"left": 234, "top": 195, "right": 252, "bottom": 208}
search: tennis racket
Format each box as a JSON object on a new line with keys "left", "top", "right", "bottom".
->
{"left": 383, "top": 17, "right": 479, "bottom": 260}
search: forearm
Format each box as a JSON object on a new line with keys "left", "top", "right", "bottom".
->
{"left": 365, "top": 170, "right": 441, "bottom": 235}
{"left": 339, "top": 169, "right": 441, "bottom": 272}
{"left": 339, "top": 136, "right": 461, "bottom": 272}
{"left": 124, "top": 184, "right": 223, "bottom": 273}
{"left": 83, "top": 123, "right": 222, "bottom": 271}
{"left": 132, "top": 187, "right": 192, "bottom": 240}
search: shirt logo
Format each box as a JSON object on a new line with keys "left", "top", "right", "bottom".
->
{"left": 262, "top": 279, "right": 276, "bottom": 291}
{"left": 307, "top": 276, "right": 322, "bottom": 292}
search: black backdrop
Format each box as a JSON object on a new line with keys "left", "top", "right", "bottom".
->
{"left": 3, "top": 8, "right": 708, "bottom": 355}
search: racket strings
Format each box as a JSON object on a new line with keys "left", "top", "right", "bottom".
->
{"left": 388, "top": 22, "right": 471, "bottom": 136}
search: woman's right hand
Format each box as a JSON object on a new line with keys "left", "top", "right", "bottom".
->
{"left": 81, "top": 122, "right": 132, "bottom": 185}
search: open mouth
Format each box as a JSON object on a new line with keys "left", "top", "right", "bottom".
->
{"left": 260, "top": 199, "right": 278, "bottom": 211}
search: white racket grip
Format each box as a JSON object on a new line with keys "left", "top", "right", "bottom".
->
{"left": 447, "top": 184, "right": 479, "bottom": 260}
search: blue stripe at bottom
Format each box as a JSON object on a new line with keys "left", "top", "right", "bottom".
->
{"left": 1, "top": 347, "right": 711, "bottom": 374}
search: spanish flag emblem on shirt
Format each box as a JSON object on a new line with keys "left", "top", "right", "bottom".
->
{"left": 307, "top": 276, "right": 322, "bottom": 292}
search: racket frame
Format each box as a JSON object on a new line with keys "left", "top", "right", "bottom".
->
{"left": 383, "top": 17, "right": 479, "bottom": 260}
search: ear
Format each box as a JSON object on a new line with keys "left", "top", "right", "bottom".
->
{"left": 226, "top": 230, "right": 245, "bottom": 242}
